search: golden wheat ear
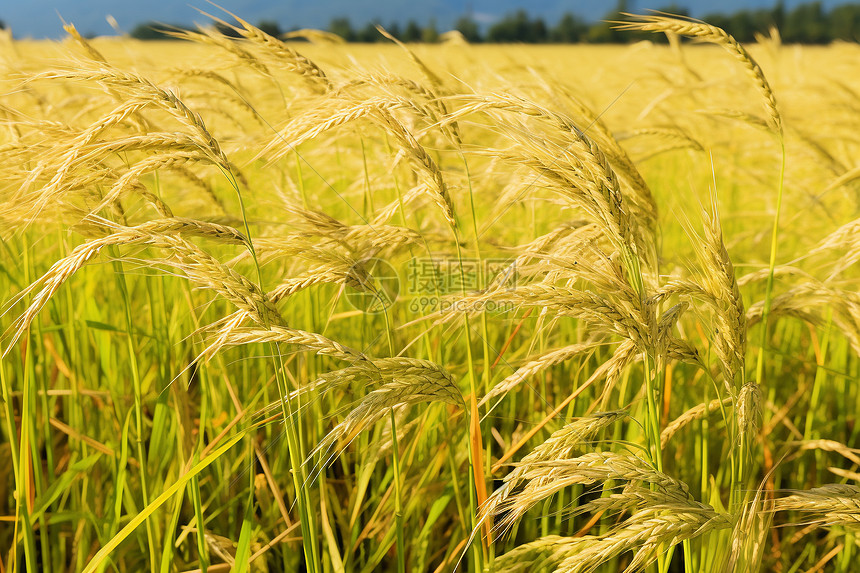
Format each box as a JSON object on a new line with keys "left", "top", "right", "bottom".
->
{"left": 615, "top": 13, "right": 782, "bottom": 135}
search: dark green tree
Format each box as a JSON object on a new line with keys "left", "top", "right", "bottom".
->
{"left": 257, "top": 19, "right": 282, "bottom": 38}
{"left": 214, "top": 21, "right": 242, "bottom": 38}
{"left": 531, "top": 17, "right": 548, "bottom": 43}
{"left": 402, "top": 20, "right": 422, "bottom": 42}
{"left": 703, "top": 4, "right": 798, "bottom": 43}
{"left": 356, "top": 21, "right": 383, "bottom": 42}
{"left": 586, "top": 0, "right": 629, "bottom": 43}
{"left": 387, "top": 22, "right": 402, "bottom": 40}
{"left": 329, "top": 17, "right": 355, "bottom": 41}
{"left": 785, "top": 1, "right": 828, "bottom": 43}
{"left": 772, "top": 0, "right": 786, "bottom": 32}
{"left": 731, "top": 11, "right": 756, "bottom": 41}
{"left": 829, "top": 4, "right": 860, "bottom": 41}
{"left": 702, "top": 13, "right": 731, "bottom": 36}
{"left": 550, "top": 13, "right": 587, "bottom": 43}
{"left": 487, "top": 10, "right": 547, "bottom": 43}
{"left": 130, "top": 22, "right": 182, "bottom": 40}
{"left": 455, "top": 15, "right": 482, "bottom": 42}
{"left": 421, "top": 19, "right": 439, "bottom": 43}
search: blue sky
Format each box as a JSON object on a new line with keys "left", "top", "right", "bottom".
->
{"left": 1, "top": 1, "right": 849, "bottom": 39}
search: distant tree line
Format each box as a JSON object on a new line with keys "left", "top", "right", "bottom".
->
{"left": 126, "top": 1, "right": 860, "bottom": 44}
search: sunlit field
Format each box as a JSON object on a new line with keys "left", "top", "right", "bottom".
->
{"left": 1, "top": 15, "right": 859, "bottom": 572}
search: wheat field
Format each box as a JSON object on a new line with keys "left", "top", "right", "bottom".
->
{"left": 1, "top": 13, "right": 859, "bottom": 573}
